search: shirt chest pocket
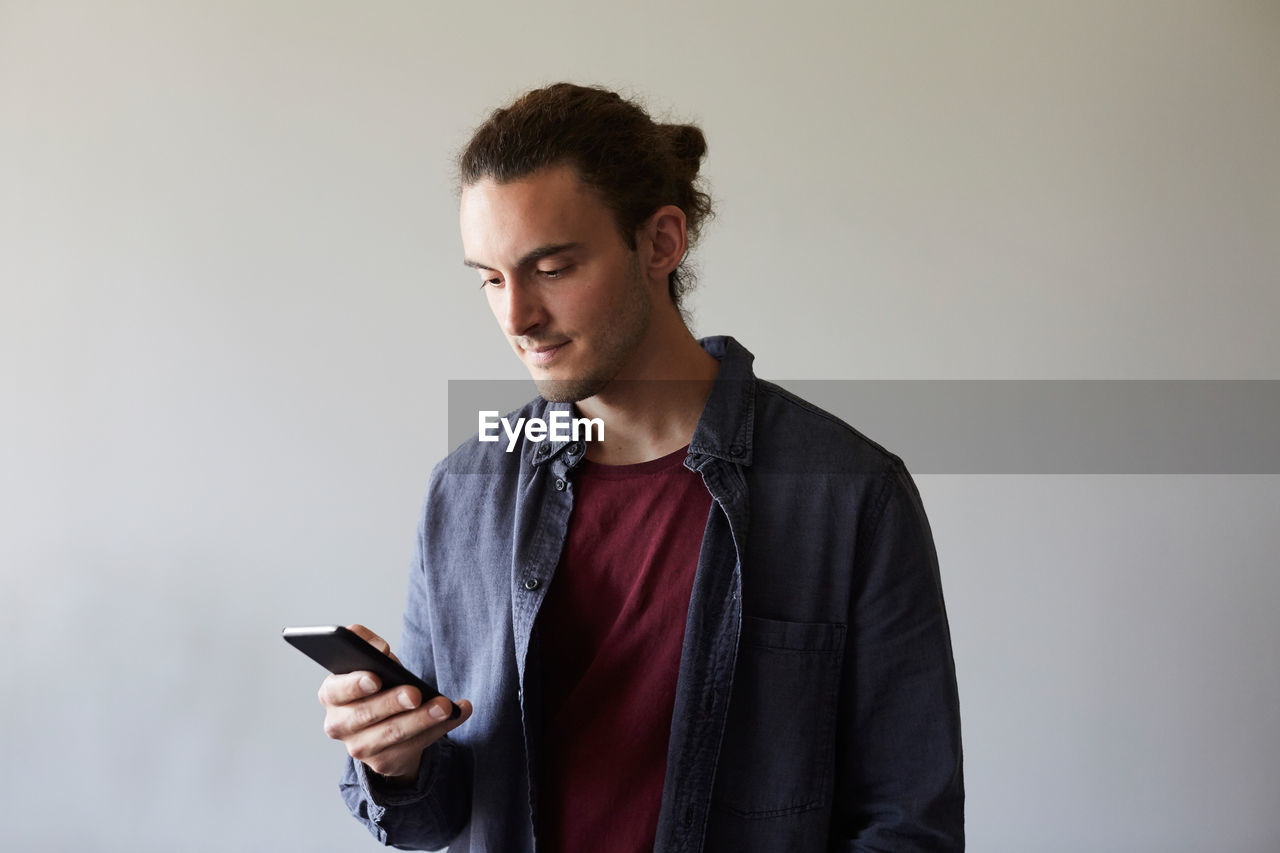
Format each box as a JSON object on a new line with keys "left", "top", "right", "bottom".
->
{"left": 710, "top": 616, "right": 846, "bottom": 818}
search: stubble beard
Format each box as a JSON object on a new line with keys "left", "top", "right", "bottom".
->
{"left": 533, "top": 259, "right": 652, "bottom": 404}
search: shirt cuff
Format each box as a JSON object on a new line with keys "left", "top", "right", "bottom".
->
{"left": 355, "top": 743, "right": 437, "bottom": 807}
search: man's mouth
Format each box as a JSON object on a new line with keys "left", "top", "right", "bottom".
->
{"left": 522, "top": 340, "right": 568, "bottom": 367}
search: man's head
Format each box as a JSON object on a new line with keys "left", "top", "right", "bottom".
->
{"left": 460, "top": 164, "right": 659, "bottom": 402}
{"left": 458, "top": 84, "right": 713, "bottom": 403}
{"left": 457, "top": 83, "right": 713, "bottom": 318}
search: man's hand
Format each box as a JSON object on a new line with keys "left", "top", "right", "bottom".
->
{"left": 318, "top": 624, "right": 472, "bottom": 785}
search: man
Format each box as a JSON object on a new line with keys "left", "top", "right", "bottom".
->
{"left": 315, "top": 83, "right": 964, "bottom": 851}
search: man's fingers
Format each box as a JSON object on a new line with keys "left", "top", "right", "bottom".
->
{"left": 346, "top": 623, "right": 391, "bottom": 655}
{"left": 345, "top": 623, "right": 403, "bottom": 663}
{"left": 318, "top": 671, "right": 382, "bottom": 707}
{"left": 323, "top": 685, "right": 425, "bottom": 740}
{"left": 447, "top": 699, "right": 474, "bottom": 730}
{"left": 424, "top": 697, "right": 473, "bottom": 733}
{"left": 419, "top": 694, "right": 456, "bottom": 724}
{"left": 342, "top": 696, "right": 471, "bottom": 766}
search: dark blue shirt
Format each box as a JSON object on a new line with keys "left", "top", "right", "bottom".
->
{"left": 340, "top": 336, "right": 964, "bottom": 851}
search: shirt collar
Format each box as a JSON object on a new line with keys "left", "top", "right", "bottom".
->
{"left": 529, "top": 335, "right": 757, "bottom": 469}
{"left": 687, "top": 335, "right": 755, "bottom": 467}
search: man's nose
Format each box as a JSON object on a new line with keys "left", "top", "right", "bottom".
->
{"left": 499, "top": 276, "right": 546, "bottom": 338}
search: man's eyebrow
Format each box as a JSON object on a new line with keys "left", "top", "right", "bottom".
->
{"left": 463, "top": 243, "right": 582, "bottom": 271}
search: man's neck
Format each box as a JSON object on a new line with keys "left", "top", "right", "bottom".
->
{"left": 575, "top": 313, "right": 720, "bottom": 466}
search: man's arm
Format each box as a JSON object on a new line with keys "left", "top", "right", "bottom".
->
{"left": 323, "top": 625, "right": 473, "bottom": 850}
{"left": 332, "top": 465, "right": 477, "bottom": 849}
{"left": 834, "top": 460, "right": 965, "bottom": 851}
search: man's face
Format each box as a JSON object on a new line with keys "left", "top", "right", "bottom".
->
{"left": 460, "top": 164, "right": 654, "bottom": 403}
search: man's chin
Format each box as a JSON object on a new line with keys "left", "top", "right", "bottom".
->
{"left": 532, "top": 374, "right": 609, "bottom": 404}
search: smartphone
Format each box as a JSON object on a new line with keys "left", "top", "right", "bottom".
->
{"left": 282, "top": 625, "right": 459, "bottom": 718}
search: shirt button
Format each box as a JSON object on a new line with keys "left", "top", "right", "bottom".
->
{"left": 524, "top": 577, "right": 540, "bottom": 591}
{"left": 729, "top": 443, "right": 744, "bottom": 457}
{"left": 554, "top": 478, "right": 566, "bottom": 491}
{"left": 566, "top": 442, "right": 581, "bottom": 455}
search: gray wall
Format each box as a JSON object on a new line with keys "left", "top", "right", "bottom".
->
{"left": 2, "top": 1, "right": 1277, "bottom": 850}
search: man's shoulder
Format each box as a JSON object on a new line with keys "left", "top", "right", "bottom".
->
{"left": 752, "top": 378, "right": 905, "bottom": 476}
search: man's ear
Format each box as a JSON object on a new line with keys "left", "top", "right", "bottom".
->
{"left": 639, "top": 205, "right": 688, "bottom": 288}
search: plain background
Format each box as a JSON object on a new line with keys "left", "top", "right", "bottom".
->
{"left": 2, "top": 1, "right": 1278, "bottom": 850}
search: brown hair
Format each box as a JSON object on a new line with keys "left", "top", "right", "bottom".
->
{"left": 457, "top": 83, "right": 713, "bottom": 316}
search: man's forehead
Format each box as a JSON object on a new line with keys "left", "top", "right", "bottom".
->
{"left": 460, "top": 164, "right": 594, "bottom": 214}
{"left": 459, "top": 166, "right": 610, "bottom": 265}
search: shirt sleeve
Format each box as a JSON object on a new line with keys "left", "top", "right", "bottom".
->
{"left": 338, "top": 735, "right": 472, "bottom": 850}
{"left": 338, "top": 465, "right": 475, "bottom": 850}
{"left": 834, "top": 460, "right": 965, "bottom": 851}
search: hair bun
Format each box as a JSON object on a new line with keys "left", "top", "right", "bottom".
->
{"left": 666, "top": 124, "right": 708, "bottom": 168}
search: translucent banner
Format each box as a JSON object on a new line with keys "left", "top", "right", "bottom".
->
{"left": 447, "top": 380, "right": 1280, "bottom": 474}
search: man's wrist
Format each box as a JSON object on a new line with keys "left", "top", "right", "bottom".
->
{"left": 357, "top": 745, "right": 437, "bottom": 807}
{"left": 367, "top": 764, "right": 418, "bottom": 789}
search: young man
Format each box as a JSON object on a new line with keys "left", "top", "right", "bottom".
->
{"left": 316, "top": 83, "right": 964, "bottom": 852}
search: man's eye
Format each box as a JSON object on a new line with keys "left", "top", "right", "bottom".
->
{"left": 479, "top": 276, "right": 503, "bottom": 289}
{"left": 538, "top": 266, "right": 569, "bottom": 279}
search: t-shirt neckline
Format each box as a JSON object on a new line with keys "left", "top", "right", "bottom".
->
{"left": 575, "top": 445, "right": 691, "bottom": 480}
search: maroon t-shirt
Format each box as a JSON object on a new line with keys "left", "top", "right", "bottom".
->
{"left": 536, "top": 445, "right": 713, "bottom": 853}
